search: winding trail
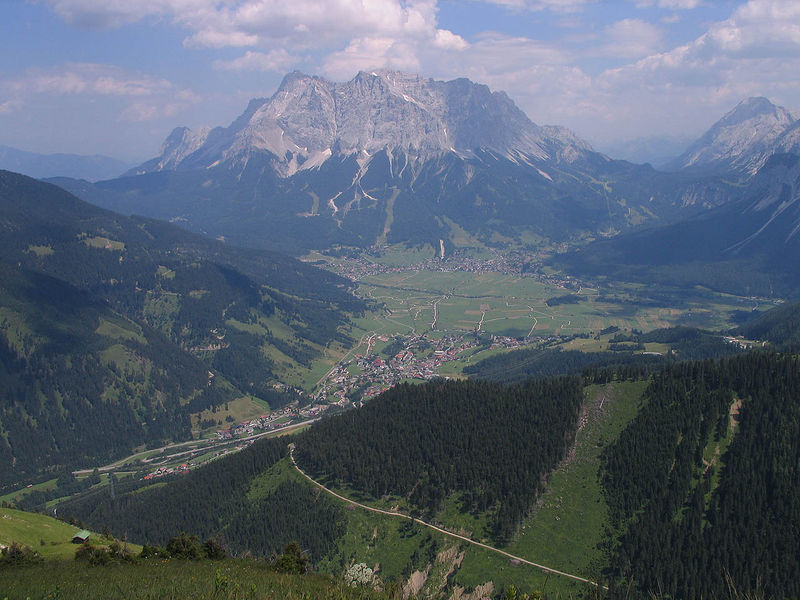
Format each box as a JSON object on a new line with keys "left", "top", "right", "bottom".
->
{"left": 289, "top": 445, "right": 604, "bottom": 589}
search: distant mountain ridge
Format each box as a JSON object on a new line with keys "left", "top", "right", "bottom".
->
{"left": 0, "top": 145, "right": 130, "bottom": 181}
{"left": 555, "top": 152, "right": 800, "bottom": 295}
{"left": 669, "top": 97, "right": 800, "bottom": 176}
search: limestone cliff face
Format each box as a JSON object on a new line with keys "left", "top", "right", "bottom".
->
{"left": 133, "top": 70, "right": 591, "bottom": 178}
{"left": 671, "top": 97, "right": 799, "bottom": 176}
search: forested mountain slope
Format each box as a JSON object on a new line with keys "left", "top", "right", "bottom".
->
{"left": 601, "top": 352, "right": 800, "bottom": 599}
{"left": 464, "top": 326, "right": 741, "bottom": 384}
{"left": 55, "top": 378, "right": 582, "bottom": 553}
{"left": 554, "top": 153, "right": 800, "bottom": 295}
{"left": 735, "top": 298, "right": 800, "bottom": 350}
{"left": 0, "top": 170, "right": 362, "bottom": 488}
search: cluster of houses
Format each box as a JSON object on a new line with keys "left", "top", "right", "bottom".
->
{"left": 325, "top": 246, "right": 582, "bottom": 292}
{"left": 314, "top": 332, "right": 540, "bottom": 404}
{"left": 142, "top": 463, "right": 190, "bottom": 481}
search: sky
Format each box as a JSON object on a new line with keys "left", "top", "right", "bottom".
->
{"left": 1, "top": 0, "right": 800, "bottom": 162}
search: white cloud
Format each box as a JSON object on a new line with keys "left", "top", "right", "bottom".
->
{"left": 435, "top": 29, "right": 470, "bottom": 50}
{"left": 45, "top": 0, "right": 463, "bottom": 51}
{"left": 322, "top": 37, "right": 422, "bottom": 80}
{"left": 478, "top": 0, "right": 596, "bottom": 12}
{"left": 579, "top": 0, "right": 800, "bottom": 140}
{"left": 630, "top": 0, "right": 702, "bottom": 9}
{"left": 213, "top": 49, "right": 298, "bottom": 72}
{"left": 1, "top": 63, "right": 198, "bottom": 123}
{"left": 0, "top": 99, "right": 23, "bottom": 114}
{"left": 598, "top": 18, "right": 665, "bottom": 58}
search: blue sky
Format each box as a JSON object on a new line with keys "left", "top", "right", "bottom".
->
{"left": 2, "top": 0, "right": 799, "bottom": 162}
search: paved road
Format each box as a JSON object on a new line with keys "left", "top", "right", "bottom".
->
{"left": 289, "top": 445, "right": 604, "bottom": 589}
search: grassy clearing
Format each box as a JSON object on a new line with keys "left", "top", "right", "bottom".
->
{"left": 0, "top": 560, "right": 387, "bottom": 600}
{"left": 452, "top": 381, "right": 648, "bottom": 597}
{"left": 26, "top": 244, "right": 54, "bottom": 257}
{"left": 0, "top": 480, "right": 58, "bottom": 506}
{"left": 191, "top": 396, "right": 270, "bottom": 431}
{"left": 95, "top": 316, "right": 146, "bottom": 343}
{"left": 507, "top": 382, "right": 647, "bottom": 576}
{"left": 0, "top": 507, "right": 107, "bottom": 560}
{"left": 82, "top": 236, "right": 125, "bottom": 251}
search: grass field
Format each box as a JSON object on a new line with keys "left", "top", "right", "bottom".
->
{"left": 0, "top": 507, "right": 126, "bottom": 560}
{"left": 0, "top": 560, "right": 388, "bottom": 600}
{"left": 354, "top": 270, "right": 771, "bottom": 341}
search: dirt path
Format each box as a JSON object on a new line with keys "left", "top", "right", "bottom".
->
{"left": 289, "top": 445, "right": 604, "bottom": 589}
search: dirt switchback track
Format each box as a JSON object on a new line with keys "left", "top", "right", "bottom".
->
{"left": 289, "top": 444, "right": 605, "bottom": 589}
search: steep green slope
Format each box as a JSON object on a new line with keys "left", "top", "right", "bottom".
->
{"left": 735, "top": 298, "right": 800, "bottom": 350}
{"left": 0, "top": 263, "right": 207, "bottom": 487}
{"left": 295, "top": 378, "right": 583, "bottom": 544}
{"left": 553, "top": 153, "right": 800, "bottom": 296}
{"left": 600, "top": 352, "right": 800, "bottom": 599}
{"left": 0, "top": 170, "right": 363, "bottom": 488}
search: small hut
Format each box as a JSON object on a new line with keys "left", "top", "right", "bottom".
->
{"left": 72, "top": 530, "right": 91, "bottom": 544}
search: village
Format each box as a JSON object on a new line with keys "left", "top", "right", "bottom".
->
{"left": 136, "top": 330, "right": 549, "bottom": 482}
{"left": 312, "top": 331, "right": 551, "bottom": 404}
{"left": 326, "top": 246, "right": 582, "bottom": 290}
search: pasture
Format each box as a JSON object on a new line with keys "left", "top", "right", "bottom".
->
{"left": 354, "top": 269, "right": 766, "bottom": 340}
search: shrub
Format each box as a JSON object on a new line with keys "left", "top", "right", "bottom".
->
{"left": 344, "top": 562, "right": 374, "bottom": 587}
{"left": 75, "top": 539, "right": 135, "bottom": 566}
{"left": 139, "top": 544, "right": 170, "bottom": 559}
{"left": 272, "top": 541, "right": 309, "bottom": 574}
{"left": 166, "top": 532, "right": 205, "bottom": 559}
{"left": 0, "top": 542, "right": 43, "bottom": 566}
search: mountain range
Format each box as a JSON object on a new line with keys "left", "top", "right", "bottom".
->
{"left": 555, "top": 152, "right": 800, "bottom": 295}
{"left": 0, "top": 145, "right": 131, "bottom": 182}
{"left": 52, "top": 70, "right": 737, "bottom": 254}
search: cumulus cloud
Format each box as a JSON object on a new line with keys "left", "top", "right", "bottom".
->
{"left": 582, "top": 0, "right": 800, "bottom": 139}
{"left": 597, "top": 18, "right": 665, "bottom": 58}
{"left": 2, "top": 63, "right": 198, "bottom": 122}
{"left": 44, "top": 0, "right": 469, "bottom": 83}
{"left": 213, "top": 49, "right": 298, "bottom": 72}
{"left": 478, "top": 0, "right": 596, "bottom": 12}
{"left": 45, "top": 0, "right": 464, "bottom": 51}
{"left": 322, "top": 37, "right": 422, "bottom": 79}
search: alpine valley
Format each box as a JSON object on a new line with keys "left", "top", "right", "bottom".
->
{"left": 3, "top": 70, "right": 800, "bottom": 600}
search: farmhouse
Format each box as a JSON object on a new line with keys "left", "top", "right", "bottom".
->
{"left": 72, "top": 530, "right": 91, "bottom": 544}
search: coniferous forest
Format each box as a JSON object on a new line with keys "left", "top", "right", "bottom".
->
{"left": 0, "top": 170, "right": 362, "bottom": 488}
{"left": 295, "top": 378, "right": 584, "bottom": 543}
{"left": 600, "top": 352, "right": 800, "bottom": 599}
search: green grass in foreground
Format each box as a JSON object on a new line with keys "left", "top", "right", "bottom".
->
{"left": 0, "top": 560, "right": 388, "bottom": 600}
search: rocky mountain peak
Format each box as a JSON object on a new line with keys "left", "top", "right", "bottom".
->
{"left": 671, "top": 97, "right": 798, "bottom": 175}
{"left": 134, "top": 71, "right": 592, "bottom": 178}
